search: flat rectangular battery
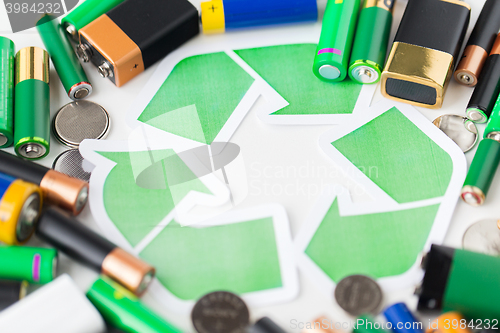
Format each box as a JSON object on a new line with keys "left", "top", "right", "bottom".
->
{"left": 77, "top": 0, "right": 199, "bottom": 87}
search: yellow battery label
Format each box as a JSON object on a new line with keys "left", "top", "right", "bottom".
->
{"left": 363, "top": 0, "right": 395, "bottom": 11}
{"left": 201, "top": 0, "right": 225, "bottom": 34}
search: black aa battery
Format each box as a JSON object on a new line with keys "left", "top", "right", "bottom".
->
{"left": 249, "top": 317, "right": 287, "bottom": 333}
{"left": 466, "top": 34, "right": 500, "bottom": 123}
{"left": 36, "top": 207, "right": 155, "bottom": 296}
{"left": 0, "top": 280, "right": 27, "bottom": 310}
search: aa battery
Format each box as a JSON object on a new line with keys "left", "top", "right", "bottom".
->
{"left": 384, "top": 303, "right": 423, "bottom": 333}
{"left": 77, "top": 0, "right": 199, "bottom": 87}
{"left": 313, "top": 0, "right": 361, "bottom": 82}
{"left": 353, "top": 315, "right": 388, "bottom": 333}
{"left": 61, "top": 0, "right": 126, "bottom": 41}
{"left": 454, "top": 0, "right": 500, "bottom": 86}
{"left": 0, "top": 246, "right": 56, "bottom": 284}
{"left": 0, "top": 37, "right": 14, "bottom": 148}
{"left": 0, "top": 280, "right": 28, "bottom": 311}
{"left": 381, "top": 0, "right": 470, "bottom": 108}
{"left": 349, "top": 0, "right": 394, "bottom": 84}
{"left": 0, "top": 173, "right": 42, "bottom": 245}
{"left": 249, "top": 317, "right": 287, "bottom": 333}
{"left": 87, "top": 276, "right": 181, "bottom": 333}
{"left": 36, "top": 15, "right": 92, "bottom": 100}
{"left": 417, "top": 244, "right": 500, "bottom": 320}
{"left": 36, "top": 207, "right": 155, "bottom": 296}
{"left": 485, "top": 93, "right": 500, "bottom": 138}
{"left": 426, "top": 312, "right": 472, "bottom": 333}
{"left": 461, "top": 137, "right": 500, "bottom": 206}
{"left": 14, "top": 47, "right": 50, "bottom": 160}
{"left": 0, "top": 274, "right": 107, "bottom": 333}
{"left": 466, "top": 34, "right": 500, "bottom": 123}
{"left": 200, "top": 0, "right": 318, "bottom": 34}
{"left": 0, "top": 150, "right": 88, "bottom": 215}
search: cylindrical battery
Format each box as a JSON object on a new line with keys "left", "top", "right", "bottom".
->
{"left": 485, "top": 93, "right": 500, "bottom": 137}
{"left": 0, "top": 274, "right": 106, "bottom": 333}
{"left": 417, "top": 244, "right": 500, "bottom": 320}
{"left": 249, "top": 317, "right": 286, "bottom": 333}
{"left": 313, "top": 0, "right": 361, "bottom": 82}
{"left": 87, "top": 276, "right": 182, "bottom": 333}
{"left": 14, "top": 47, "right": 50, "bottom": 160}
{"left": 454, "top": 0, "right": 500, "bottom": 87}
{"left": 0, "top": 37, "right": 14, "bottom": 148}
{"left": 36, "top": 207, "right": 155, "bottom": 296}
{"left": 461, "top": 137, "right": 500, "bottom": 206}
{"left": 0, "top": 173, "right": 42, "bottom": 245}
{"left": 61, "top": 0, "right": 126, "bottom": 41}
{"left": 0, "top": 150, "right": 89, "bottom": 215}
{"left": 200, "top": 0, "right": 318, "bottom": 34}
{"left": 0, "top": 246, "right": 57, "bottom": 284}
{"left": 383, "top": 303, "right": 423, "bottom": 333}
{"left": 0, "top": 280, "right": 28, "bottom": 311}
{"left": 353, "top": 315, "right": 388, "bottom": 333}
{"left": 381, "top": 0, "right": 470, "bottom": 109}
{"left": 36, "top": 15, "right": 92, "bottom": 100}
{"left": 348, "top": 0, "right": 394, "bottom": 84}
{"left": 426, "top": 312, "right": 472, "bottom": 333}
{"left": 466, "top": 34, "right": 500, "bottom": 123}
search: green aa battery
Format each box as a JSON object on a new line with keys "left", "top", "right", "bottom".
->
{"left": 87, "top": 276, "right": 182, "bottom": 333}
{"left": 14, "top": 47, "right": 50, "bottom": 160}
{"left": 0, "top": 246, "right": 57, "bottom": 284}
{"left": 484, "top": 91, "right": 500, "bottom": 137}
{"left": 36, "top": 15, "right": 92, "bottom": 100}
{"left": 354, "top": 315, "right": 388, "bottom": 333}
{"left": 461, "top": 137, "right": 500, "bottom": 206}
{"left": 0, "top": 37, "right": 14, "bottom": 148}
{"left": 61, "top": 0, "right": 126, "bottom": 41}
{"left": 349, "top": 0, "right": 394, "bottom": 84}
{"left": 313, "top": 0, "right": 361, "bottom": 82}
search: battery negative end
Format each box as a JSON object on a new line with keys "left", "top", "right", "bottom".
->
{"left": 466, "top": 108, "right": 487, "bottom": 123}
{"left": 351, "top": 66, "right": 379, "bottom": 84}
{"left": 69, "top": 82, "right": 92, "bottom": 100}
{"left": 0, "top": 133, "right": 8, "bottom": 147}
{"left": 64, "top": 23, "right": 78, "bottom": 41}
{"left": 16, "top": 192, "right": 41, "bottom": 242}
{"left": 319, "top": 65, "right": 340, "bottom": 80}
{"left": 18, "top": 143, "right": 47, "bottom": 159}
{"left": 461, "top": 186, "right": 484, "bottom": 206}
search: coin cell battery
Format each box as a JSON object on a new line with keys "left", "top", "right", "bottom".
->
{"left": 433, "top": 114, "right": 478, "bottom": 152}
{"left": 53, "top": 149, "right": 92, "bottom": 182}
{"left": 52, "top": 101, "right": 110, "bottom": 148}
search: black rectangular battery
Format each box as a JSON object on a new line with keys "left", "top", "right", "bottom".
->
{"left": 380, "top": 0, "right": 470, "bottom": 109}
{"left": 77, "top": 0, "right": 199, "bottom": 87}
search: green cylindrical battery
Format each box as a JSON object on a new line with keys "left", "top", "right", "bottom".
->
{"left": 14, "top": 47, "right": 50, "bottom": 160}
{"left": 461, "top": 137, "right": 500, "bottom": 206}
{"left": 313, "top": 0, "right": 361, "bottom": 82}
{"left": 354, "top": 315, "right": 388, "bottom": 333}
{"left": 0, "top": 246, "right": 57, "bottom": 284}
{"left": 61, "top": 0, "right": 127, "bottom": 41}
{"left": 484, "top": 92, "right": 500, "bottom": 137}
{"left": 87, "top": 276, "right": 182, "bottom": 333}
{"left": 348, "top": 0, "right": 394, "bottom": 84}
{"left": 418, "top": 244, "right": 500, "bottom": 320}
{"left": 0, "top": 37, "right": 14, "bottom": 148}
{"left": 36, "top": 15, "right": 92, "bottom": 100}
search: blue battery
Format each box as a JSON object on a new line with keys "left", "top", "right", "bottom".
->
{"left": 201, "top": 0, "right": 318, "bottom": 34}
{"left": 383, "top": 303, "right": 424, "bottom": 333}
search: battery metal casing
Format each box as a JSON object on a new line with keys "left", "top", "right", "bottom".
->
{"left": 36, "top": 207, "right": 155, "bottom": 295}
{"left": 313, "top": 0, "right": 361, "bottom": 82}
{"left": 348, "top": 0, "right": 394, "bottom": 84}
{"left": 417, "top": 244, "right": 500, "bottom": 320}
{"left": 36, "top": 14, "right": 92, "bottom": 100}
{"left": 200, "top": 0, "right": 318, "bottom": 34}
{"left": 77, "top": 0, "right": 199, "bottom": 87}
{"left": 0, "top": 150, "right": 89, "bottom": 215}
{"left": 485, "top": 92, "right": 500, "bottom": 137}
{"left": 0, "top": 274, "right": 106, "bottom": 333}
{"left": 87, "top": 276, "right": 182, "bottom": 333}
{"left": 0, "top": 246, "right": 57, "bottom": 284}
{"left": 14, "top": 47, "right": 50, "bottom": 159}
{"left": 454, "top": 0, "right": 500, "bottom": 86}
{"left": 384, "top": 303, "right": 423, "bottom": 333}
{"left": 0, "top": 280, "right": 27, "bottom": 311}
{"left": 381, "top": 0, "right": 470, "bottom": 108}
{"left": 461, "top": 137, "right": 500, "bottom": 206}
{"left": 466, "top": 34, "right": 500, "bottom": 123}
{"left": 0, "top": 37, "right": 14, "bottom": 148}
{"left": 0, "top": 173, "right": 42, "bottom": 245}
{"left": 61, "top": 0, "right": 126, "bottom": 41}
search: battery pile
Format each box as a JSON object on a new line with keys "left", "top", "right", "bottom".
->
{"left": 0, "top": 0, "right": 500, "bottom": 332}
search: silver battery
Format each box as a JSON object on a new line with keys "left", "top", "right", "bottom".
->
{"left": 433, "top": 114, "right": 478, "bottom": 152}
{"left": 52, "top": 101, "right": 110, "bottom": 148}
{"left": 52, "top": 149, "right": 92, "bottom": 182}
